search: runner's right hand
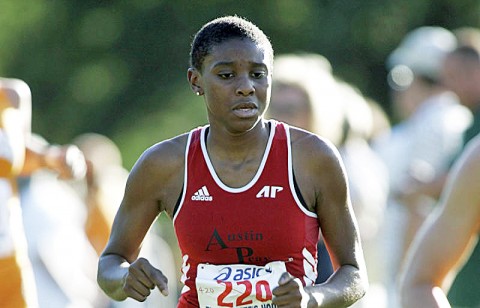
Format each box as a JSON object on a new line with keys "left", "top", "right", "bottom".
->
{"left": 122, "top": 257, "right": 169, "bottom": 301}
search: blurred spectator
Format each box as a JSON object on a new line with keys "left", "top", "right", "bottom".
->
{"left": 267, "top": 53, "right": 337, "bottom": 285}
{"left": 336, "top": 81, "right": 389, "bottom": 278}
{"left": 365, "top": 98, "right": 391, "bottom": 143}
{"left": 442, "top": 41, "right": 480, "bottom": 145}
{"left": 20, "top": 149, "right": 106, "bottom": 308}
{"left": 267, "top": 54, "right": 390, "bottom": 308}
{"left": 72, "top": 133, "right": 128, "bottom": 256}
{"left": 373, "top": 26, "right": 472, "bottom": 308}
{"left": 439, "top": 28, "right": 480, "bottom": 307}
{"left": 20, "top": 132, "right": 179, "bottom": 307}
{"left": 334, "top": 81, "right": 390, "bottom": 308}
{"left": 72, "top": 133, "right": 180, "bottom": 307}
{"left": 399, "top": 133, "right": 480, "bottom": 307}
{"left": 454, "top": 26, "right": 480, "bottom": 52}
{"left": 0, "top": 77, "right": 87, "bottom": 307}
{"left": 269, "top": 53, "right": 346, "bottom": 146}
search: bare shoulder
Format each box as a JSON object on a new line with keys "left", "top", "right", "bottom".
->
{"left": 289, "top": 126, "right": 343, "bottom": 169}
{"left": 126, "top": 132, "right": 189, "bottom": 214}
{"left": 288, "top": 126, "right": 347, "bottom": 212}
{"left": 135, "top": 133, "right": 188, "bottom": 172}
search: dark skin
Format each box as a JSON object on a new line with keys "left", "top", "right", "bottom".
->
{"left": 97, "top": 38, "right": 367, "bottom": 307}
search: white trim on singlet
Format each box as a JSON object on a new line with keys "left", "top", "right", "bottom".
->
{"left": 285, "top": 124, "right": 318, "bottom": 218}
{"left": 173, "top": 122, "right": 318, "bottom": 221}
{"left": 200, "top": 122, "right": 276, "bottom": 193}
{"left": 302, "top": 247, "right": 317, "bottom": 285}
{"left": 173, "top": 129, "right": 196, "bottom": 224}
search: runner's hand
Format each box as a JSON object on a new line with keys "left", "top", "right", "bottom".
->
{"left": 122, "top": 257, "right": 169, "bottom": 302}
{"left": 272, "top": 272, "right": 311, "bottom": 307}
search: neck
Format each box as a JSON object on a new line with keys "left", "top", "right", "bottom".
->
{"left": 206, "top": 120, "right": 270, "bottom": 162}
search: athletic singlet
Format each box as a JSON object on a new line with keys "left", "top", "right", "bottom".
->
{"left": 173, "top": 120, "right": 320, "bottom": 307}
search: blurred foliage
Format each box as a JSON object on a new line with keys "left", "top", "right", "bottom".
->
{"left": 1, "top": 0, "right": 479, "bottom": 169}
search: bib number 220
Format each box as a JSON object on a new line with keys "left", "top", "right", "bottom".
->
{"left": 217, "top": 279, "right": 272, "bottom": 307}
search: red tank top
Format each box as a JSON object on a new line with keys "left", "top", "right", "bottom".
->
{"left": 173, "top": 120, "right": 320, "bottom": 307}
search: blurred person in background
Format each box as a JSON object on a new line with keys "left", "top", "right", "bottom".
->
{"left": 73, "top": 132, "right": 179, "bottom": 308}
{"left": 335, "top": 82, "right": 389, "bottom": 298}
{"left": 266, "top": 53, "right": 340, "bottom": 286}
{"left": 267, "top": 53, "right": 389, "bottom": 308}
{"left": 72, "top": 133, "right": 129, "bottom": 256}
{"left": 268, "top": 53, "right": 346, "bottom": 147}
{"left": 365, "top": 98, "right": 392, "bottom": 144}
{"left": 437, "top": 27, "right": 480, "bottom": 307}
{"left": 454, "top": 27, "right": 480, "bottom": 52}
{"left": 399, "top": 133, "right": 480, "bottom": 308}
{"left": 19, "top": 134, "right": 107, "bottom": 308}
{"left": 373, "top": 26, "right": 472, "bottom": 308}
{"left": 0, "top": 77, "right": 87, "bottom": 307}
{"left": 442, "top": 36, "right": 480, "bottom": 146}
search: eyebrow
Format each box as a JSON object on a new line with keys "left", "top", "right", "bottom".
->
{"left": 212, "top": 61, "right": 268, "bottom": 69}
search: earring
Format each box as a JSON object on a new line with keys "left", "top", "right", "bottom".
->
{"left": 196, "top": 92, "right": 200, "bottom": 96}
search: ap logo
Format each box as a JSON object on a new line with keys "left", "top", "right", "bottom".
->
{"left": 256, "top": 186, "right": 283, "bottom": 198}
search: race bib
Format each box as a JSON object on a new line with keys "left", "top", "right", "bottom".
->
{"left": 196, "top": 261, "right": 286, "bottom": 308}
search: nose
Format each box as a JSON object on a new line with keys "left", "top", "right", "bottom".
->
{"left": 236, "top": 75, "right": 255, "bottom": 96}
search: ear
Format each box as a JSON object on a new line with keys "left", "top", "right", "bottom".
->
{"left": 187, "top": 68, "right": 204, "bottom": 96}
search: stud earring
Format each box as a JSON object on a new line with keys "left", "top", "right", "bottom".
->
{"left": 196, "top": 92, "right": 200, "bottom": 96}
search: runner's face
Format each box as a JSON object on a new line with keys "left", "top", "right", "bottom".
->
{"left": 198, "top": 38, "right": 272, "bottom": 134}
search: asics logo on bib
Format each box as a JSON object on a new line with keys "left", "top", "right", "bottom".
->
{"left": 213, "top": 266, "right": 272, "bottom": 281}
{"left": 192, "top": 185, "right": 213, "bottom": 201}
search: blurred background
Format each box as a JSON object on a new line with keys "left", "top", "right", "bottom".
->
{"left": 1, "top": 0, "right": 478, "bottom": 169}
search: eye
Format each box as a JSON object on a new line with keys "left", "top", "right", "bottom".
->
{"left": 218, "top": 72, "right": 234, "bottom": 79}
{"left": 251, "top": 71, "right": 267, "bottom": 79}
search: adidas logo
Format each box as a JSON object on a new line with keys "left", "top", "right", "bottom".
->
{"left": 191, "top": 185, "right": 213, "bottom": 201}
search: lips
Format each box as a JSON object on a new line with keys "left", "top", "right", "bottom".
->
{"left": 233, "top": 102, "right": 258, "bottom": 110}
{"left": 232, "top": 101, "right": 258, "bottom": 118}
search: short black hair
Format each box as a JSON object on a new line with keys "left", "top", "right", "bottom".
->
{"left": 189, "top": 15, "right": 273, "bottom": 72}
